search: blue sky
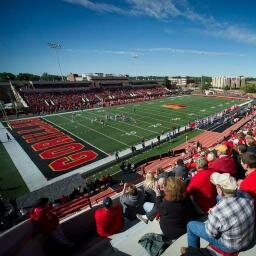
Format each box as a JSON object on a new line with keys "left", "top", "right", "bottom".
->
{"left": 1, "top": 0, "right": 256, "bottom": 77}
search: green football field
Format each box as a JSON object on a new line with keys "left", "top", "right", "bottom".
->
{"left": 43, "top": 95, "right": 243, "bottom": 153}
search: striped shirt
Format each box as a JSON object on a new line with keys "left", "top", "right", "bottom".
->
{"left": 205, "top": 190, "right": 255, "bottom": 251}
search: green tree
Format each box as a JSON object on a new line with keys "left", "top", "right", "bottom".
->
{"left": 241, "top": 84, "right": 256, "bottom": 93}
{"left": 164, "top": 76, "right": 170, "bottom": 87}
{"left": 41, "top": 72, "right": 62, "bottom": 81}
{"left": 0, "top": 72, "right": 16, "bottom": 81}
{"left": 16, "top": 73, "right": 40, "bottom": 81}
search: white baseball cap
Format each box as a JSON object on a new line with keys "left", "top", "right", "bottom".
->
{"left": 210, "top": 172, "right": 237, "bottom": 190}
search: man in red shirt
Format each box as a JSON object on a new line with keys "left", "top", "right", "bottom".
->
{"left": 94, "top": 197, "right": 124, "bottom": 237}
{"left": 208, "top": 144, "right": 237, "bottom": 177}
{"left": 30, "top": 198, "right": 73, "bottom": 247}
{"left": 239, "top": 152, "right": 256, "bottom": 209}
{"left": 187, "top": 157, "right": 217, "bottom": 214}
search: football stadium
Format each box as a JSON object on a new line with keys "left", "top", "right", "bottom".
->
{"left": 1, "top": 1, "right": 256, "bottom": 256}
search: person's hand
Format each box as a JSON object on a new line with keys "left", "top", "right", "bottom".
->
{"left": 237, "top": 179, "right": 243, "bottom": 187}
{"left": 153, "top": 182, "right": 161, "bottom": 196}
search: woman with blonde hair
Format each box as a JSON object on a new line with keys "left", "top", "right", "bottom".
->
{"left": 142, "top": 172, "right": 157, "bottom": 214}
{"left": 143, "top": 172, "right": 156, "bottom": 201}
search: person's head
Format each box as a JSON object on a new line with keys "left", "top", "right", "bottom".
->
{"left": 245, "top": 135, "right": 255, "bottom": 146}
{"left": 103, "top": 197, "right": 112, "bottom": 209}
{"left": 164, "top": 177, "right": 187, "bottom": 201}
{"left": 206, "top": 151, "right": 216, "bottom": 162}
{"left": 237, "top": 144, "right": 247, "bottom": 154}
{"left": 157, "top": 177, "right": 167, "bottom": 190}
{"left": 196, "top": 157, "right": 208, "bottom": 169}
{"left": 156, "top": 167, "right": 164, "bottom": 176}
{"left": 144, "top": 172, "right": 155, "bottom": 190}
{"left": 210, "top": 172, "right": 237, "bottom": 196}
{"left": 36, "top": 197, "right": 49, "bottom": 208}
{"left": 176, "top": 159, "right": 184, "bottom": 166}
{"left": 127, "top": 185, "right": 138, "bottom": 196}
{"left": 216, "top": 144, "right": 228, "bottom": 156}
{"left": 241, "top": 152, "right": 256, "bottom": 171}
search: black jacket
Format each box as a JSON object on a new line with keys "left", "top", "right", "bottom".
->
{"left": 156, "top": 196, "right": 194, "bottom": 240}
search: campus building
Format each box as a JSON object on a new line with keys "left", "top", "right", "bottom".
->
{"left": 168, "top": 77, "right": 195, "bottom": 87}
{"left": 212, "top": 76, "right": 245, "bottom": 89}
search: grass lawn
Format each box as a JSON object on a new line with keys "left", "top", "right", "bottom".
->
{"left": 84, "top": 129, "right": 202, "bottom": 179}
{"left": 44, "top": 95, "right": 243, "bottom": 154}
{"left": 0, "top": 95, "right": 244, "bottom": 198}
{"left": 0, "top": 143, "right": 29, "bottom": 199}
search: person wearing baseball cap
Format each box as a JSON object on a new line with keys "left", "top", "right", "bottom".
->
{"left": 181, "top": 172, "right": 255, "bottom": 254}
{"left": 94, "top": 197, "right": 123, "bottom": 237}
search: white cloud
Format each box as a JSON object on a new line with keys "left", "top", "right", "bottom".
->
{"left": 136, "top": 47, "right": 244, "bottom": 56}
{"left": 63, "top": 0, "right": 256, "bottom": 46}
{"left": 64, "top": 47, "right": 244, "bottom": 57}
{"left": 63, "top": 0, "right": 125, "bottom": 15}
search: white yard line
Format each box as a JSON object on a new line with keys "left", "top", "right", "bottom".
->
{"left": 77, "top": 115, "right": 142, "bottom": 138}
{"left": 57, "top": 115, "right": 130, "bottom": 147}
{"left": 0, "top": 123, "right": 47, "bottom": 192}
{"left": 42, "top": 117, "right": 109, "bottom": 155}
{"left": 107, "top": 106, "right": 175, "bottom": 127}
{"left": 81, "top": 110, "right": 160, "bottom": 135}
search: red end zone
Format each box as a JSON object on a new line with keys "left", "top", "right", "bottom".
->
{"left": 9, "top": 118, "right": 108, "bottom": 180}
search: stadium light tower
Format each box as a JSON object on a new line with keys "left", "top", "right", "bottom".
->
{"left": 132, "top": 54, "right": 139, "bottom": 80}
{"left": 48, "top": 42, "right": 64, "bottom": 81}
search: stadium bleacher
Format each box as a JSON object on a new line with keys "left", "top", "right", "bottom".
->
{"left": 1, "top": 86, "right": 256, "bottom": 255}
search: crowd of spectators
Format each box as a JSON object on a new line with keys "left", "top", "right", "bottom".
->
{"left": 20, "top": 86, "right": 169, "bottom": 115}
{"left": 93, "top": 108, "right": 256, "bottom": 255}
{"left": 0, "top": 172, "right": 118, "bottom": 233}
{"left": 0, "top": 195, "right": 27, "bottom": 232}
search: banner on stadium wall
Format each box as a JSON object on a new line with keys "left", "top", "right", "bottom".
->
{"left": 9, "top": 118, "right": 108, "bottom": 180}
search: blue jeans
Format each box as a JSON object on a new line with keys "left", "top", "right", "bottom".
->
{"left": 143, "top": 202, "right": 154, "bottom": 213}
{"left": 187, "top": 221, "right": 236, "bottom": 253}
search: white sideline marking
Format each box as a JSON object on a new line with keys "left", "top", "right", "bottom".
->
{"left": 0, "top": 123, "right": 47, "bottom": 191}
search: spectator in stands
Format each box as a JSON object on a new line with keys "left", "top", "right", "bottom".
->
{"left": 150, "top": 177, "right": 195, "bottom": 243}
{"left": 85, "top": 178, "right": 95, "bottom": 194}
{"left": 69, "top": 187, "right": 82, "bottom": 200}
{"left": 182, "top": 172, "right": 254, "bottom": 254}
{"left": 206, "top": 150, "right": 217, "bottom": 163}
{"left": 156, "top": 167, "right": 169, "bottom": 179}
{"left": 30, "top": 197, "right": 73, "bottom": 248}
{"left": 94, "top": 197, "right": 123, "bottom": 237}
{"left": 186, "top": 157, "right": 217, "bottom": 214}
{"left": 239, "top": 152, "right": 256, "bottom": 209}
{"left": 245, "top": 135, "right": 256, "bottom": 154}
{"left": 136, "top": 177, "right": 167, "bottom": 223}
{"left": 232, "top": 144, "right": 247, "bottom": 179}
{"left": 143, "top": 173, "right": 156, "bottom": 213}
{"left": 170, "top": 159, "right": 189, "bottom": 181}
{"left": 120, "top": 183, "right": 144, "bottom": 220}
{"left": 209, "top": 144, "right": 237, "bottom": 177}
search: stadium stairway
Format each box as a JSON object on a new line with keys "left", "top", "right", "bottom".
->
{"left": 143, "top": 115, "right": 252, "bottom": 174}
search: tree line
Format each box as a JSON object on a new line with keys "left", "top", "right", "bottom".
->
{"left": 0, "top": 72, "right": 62, "bottom": 82}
